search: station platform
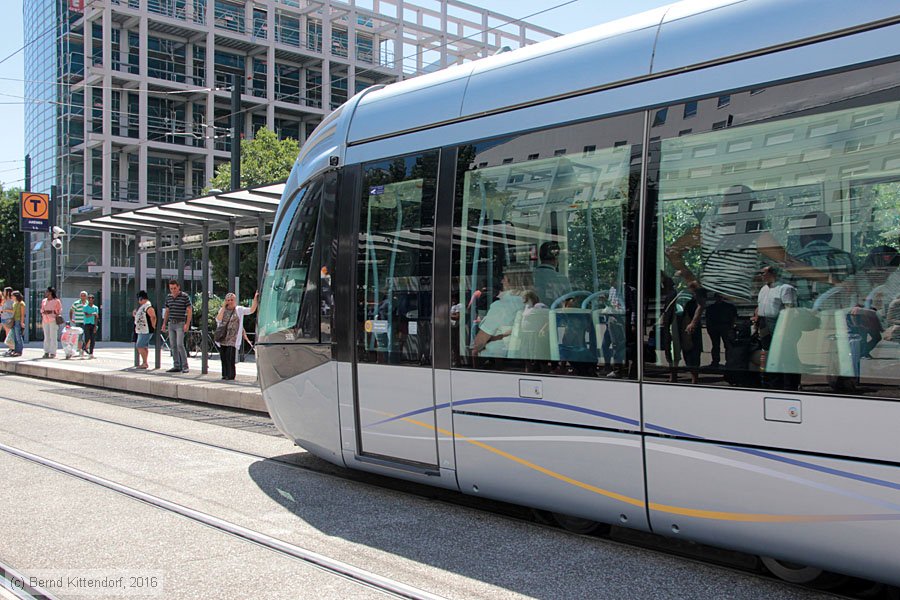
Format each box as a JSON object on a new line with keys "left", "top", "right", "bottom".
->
{"left": 0, "top": 342, "right": 265, "bottom": 413}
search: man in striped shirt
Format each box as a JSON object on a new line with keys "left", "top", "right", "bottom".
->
{"left": 69, "top": 291, "right": 88, "bottom": 358}
{"left": 162, "top": 280, "right": 193, "bottom": 373}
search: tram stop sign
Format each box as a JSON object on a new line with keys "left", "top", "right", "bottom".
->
{"left": 20, "top": 192, "right": 51, "bottom": 232}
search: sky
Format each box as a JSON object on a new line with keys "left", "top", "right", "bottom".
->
{"left": 0, "top": 0, "right": 674, "bottom": 190}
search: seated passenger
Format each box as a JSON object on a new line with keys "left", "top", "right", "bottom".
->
{"left": 472, "top": 265, "right": 532, "bottom": 358}
{"left": 533, "top": 242, "right": 572, "bottom": 306}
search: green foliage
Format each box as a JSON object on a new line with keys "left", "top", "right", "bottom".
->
{"left": 0, "top": 187, "right": 25, "bottom": 291}
{"left": 206, "top": 127, "right": 299, "bottom": 299}
{"left": 206, "top": 127, "right": 299, "bottom": 193}
{"left": 192, "top": 292, "right": 223, "bottom": 332}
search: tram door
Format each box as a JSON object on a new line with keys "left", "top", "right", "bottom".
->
{"left": 352, "top": 151, "right": 440, "bottom": 466}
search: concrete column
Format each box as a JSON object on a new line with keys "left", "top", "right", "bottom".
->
{"left": 138, "top": 16, "right": 149, "bottom": 204}
{"left": 205, "top": 26, "right": 216, "bottom": 181}
{"left": 266, "top": 7, "right": 275, "bottom": 128}
{"left": 396, "top": 0, "right": 405, "bottom": 76}
{"left": 101, "top": 232, "right": 111, "bottom": 341}
{"left": 440, "top": 1, "right": 447, "bottom": 69}
{"left": 322, "top": 8, "right": 332, "bottom": 108}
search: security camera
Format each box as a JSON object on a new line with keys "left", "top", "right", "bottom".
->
{"left": 52, "top": 226, "right": 67, "bottom": 236}
{"left": 51, "top": 238, "right": 63, "bottom": 250}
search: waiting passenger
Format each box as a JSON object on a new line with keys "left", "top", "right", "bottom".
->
{"left": 753, "top": 266, "right": 799, "bottom": 389}
{"left": 533, "top": 242, "right": 572, "bottom": 306}
{"left": 681, "top": 281, "right": 706, "bottom": 384}
{"left": 785, "top": 211, "right": 856, "bottom": 307}
{"left": 705, "top": 293, "right": 737, "bottom": 369}
{"left": 472, "top": 265, "right": 532, "bottom": 359}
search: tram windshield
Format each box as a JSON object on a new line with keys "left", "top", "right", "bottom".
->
{"left": 257, "top": 177, "right": 323, "bottom": 343}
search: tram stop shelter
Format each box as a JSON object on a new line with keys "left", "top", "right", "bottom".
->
{"left": 74, "top": 182, "right": 285, "bottom": 374}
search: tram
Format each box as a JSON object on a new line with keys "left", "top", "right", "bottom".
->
{"left": 256, "top": 0, "right": 900, "bottom": 587}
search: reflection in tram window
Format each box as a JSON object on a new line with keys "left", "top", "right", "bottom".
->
{"left": 356, "top": 151, "right": 438, "bottom": 366}
{"left": 451, "top": 115, "right": 642, "bottom": 378}
{"left": 647, "top": 64, "right": 900, "bottom": 397}
{"left": 257, "top": 179, "right": 323, "bottom": 343}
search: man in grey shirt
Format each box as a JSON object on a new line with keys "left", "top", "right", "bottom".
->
{"left": 162, "top": 280, "right": 193, "bottom": 373}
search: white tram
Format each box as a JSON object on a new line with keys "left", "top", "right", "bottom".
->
{"left": 257, "top": 0, "right": 900, "bottom": 587}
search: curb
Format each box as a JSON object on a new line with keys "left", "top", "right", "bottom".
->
{"left": 0, "top": 359, "right": 267, "bottom": 413}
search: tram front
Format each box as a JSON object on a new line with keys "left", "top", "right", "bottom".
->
{"left": 255, "top": 107, "right": 346, "bottom": 466}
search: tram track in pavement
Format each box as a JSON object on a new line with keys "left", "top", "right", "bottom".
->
{"left": 0, "top": 440, "right": 445, "bottom": 600}
{"left": 0, "top": 381, "right": 896, "bottom": 600}
{"left": 0, "top": 557, "right": 59, "bottom": 600}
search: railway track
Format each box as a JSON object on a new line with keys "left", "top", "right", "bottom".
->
{"left": 0, "top": 384, "right": 896, "bottom": 600}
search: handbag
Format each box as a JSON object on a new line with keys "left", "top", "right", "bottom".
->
{"left": 214, "top": 310, "right": 235, "bottom": 344}
{"left": 55, "top": 314, "right": 64, "bottom": 326}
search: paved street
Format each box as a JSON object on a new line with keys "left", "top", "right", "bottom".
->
{"left": 0, "top": 373, "right": 834, "bottom": 599}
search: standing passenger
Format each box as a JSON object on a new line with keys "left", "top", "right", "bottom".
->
{"left": 162, "top": 280, "right": 192, "bottom": 373}
{"left": 82, "top": 295, "right": 99, "bottom": 358}
{"left": 69, "top": 290, "right": 88, "bottom": 358}
{"left": 133, "top": 291, "right": 157, "bottom": 369}
{"left": 1, "top": 287, "right": 14, "bottom": 354}
{"left": 10, "top": 291, "right": 25, "bottom": 357}
{"left": 705, "top": 293, "right": 737, "bottom": 369}
{"left": 215, "top": 291, "right": 259, "bottom": 380}
{"left": 753, "top": 266, "right": 797, "bottom": 388}
{"left": 40, "top": 287, "right": 62, "bottom": 358}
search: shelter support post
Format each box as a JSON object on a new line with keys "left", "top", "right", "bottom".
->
{"left": 228, "top": 219, "right": 237, "bottom": 296}
{"left": 177, "top": 227, "right": 185, "bottom": 288}
{"left": 256, "top": 215, "right": 265, "bottom": 291}
{"left": 134, "top": 234, "right": 141, "bottom": 367}
{"left": 155, "top": 229, "right": 163, "bottom": 370}
{"left": 201, "top": 225, "right": 209, "bottom": 375}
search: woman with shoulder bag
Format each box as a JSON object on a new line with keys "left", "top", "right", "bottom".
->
{"left": 215, "top": 291, "right": 259, "bottom": 380}
{"left": 41, "top": 287, "right": 63, "bottom": 358}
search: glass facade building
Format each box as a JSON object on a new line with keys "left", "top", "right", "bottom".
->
{"left": 22, "top": 0, "right": 556, "bottom": 340}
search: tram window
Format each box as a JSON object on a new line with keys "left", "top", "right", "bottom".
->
{"left": 646, "top": 62, "right": 900, "bottom": 399}
{"left": 451, "top": 114, "right": 643, "bottom": 378}
{"left": 356, "top": 151, "right": 438, "bottom": 366}
{"left": 257, "top": 178, "right": 323, "bottom": 343}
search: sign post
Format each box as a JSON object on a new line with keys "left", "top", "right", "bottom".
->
{"left": 20, "top": 192, "right": 50, "bottom": 233}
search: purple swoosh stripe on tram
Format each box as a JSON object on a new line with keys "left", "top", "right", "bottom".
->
{"left": 365, "top": 397, "right": 900, "bottom": 493}
{"left": 364, "top": 397, "right": 641, "bottom": 429}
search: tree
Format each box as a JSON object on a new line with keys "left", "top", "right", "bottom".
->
{"left": 206, "top": 127, "right": 299, "bottom": 192}
{"left": 0, "top": 186, "right": 25, "bottom": 291}
{"left": 206, "top": 127, "right": 299, "bottom": 301}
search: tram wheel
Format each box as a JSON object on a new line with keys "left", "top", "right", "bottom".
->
{"left": 760, "top": 557, "right": 847, "bottom": 589}
{"left": 552, "top": 513, "right": 611, "bottom": 535}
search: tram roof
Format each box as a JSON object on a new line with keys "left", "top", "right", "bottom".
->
{"left": 72, "top": 183, "right": 285, "bottom": 237}
{"left": 344, "top": 0, "right": 898, "bottom": 144}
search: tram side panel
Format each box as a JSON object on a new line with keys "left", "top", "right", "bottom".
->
{"left": 645, "top": 434, "right": 900, "bottom": 586}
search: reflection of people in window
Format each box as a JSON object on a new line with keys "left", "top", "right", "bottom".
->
{"left": 533, "top": 242, "right": 571, "bottom": 305}
{"left": 665, "top": 186, "right": 762, "bottom": 302}
{"left": 705, "top": 293, "right": 737, "bottom": 369}
{"left": 665, "top": 186, "right": 837, "bottom": 302}
{"left": 753, "top": 266, "right": 799, "bottom": 389}
{"left": 472, "top": 265, "right": 532, "bottom": 358}
{"left": 785, "top": 211, "right": 855, "bottom": 307}
{"left": 681, "top": 281, "right": 706, "bottom": 384}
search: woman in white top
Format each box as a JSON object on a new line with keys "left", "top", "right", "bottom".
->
{"left": 132, "top": 290, "right": 157, "bottom": 369}
{"left": 215, "top": 291, "right": 259, "bottom": 380}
